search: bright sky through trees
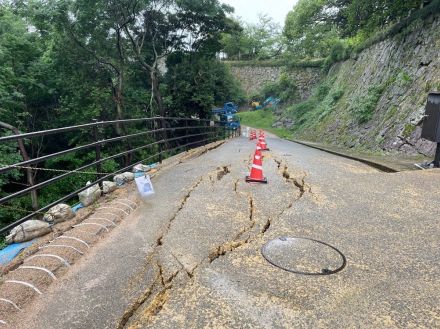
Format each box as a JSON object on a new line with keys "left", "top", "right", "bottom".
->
{"left": 221, "top": 0, "right": 298, "bottom": 24}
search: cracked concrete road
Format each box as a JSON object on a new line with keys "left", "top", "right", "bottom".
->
{"left": 8, "top": 135, "right": 440, "bottom": 329}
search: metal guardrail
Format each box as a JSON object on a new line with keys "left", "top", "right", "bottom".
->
{"left": 0, "top": 116, "right": 240, "bottom": 234}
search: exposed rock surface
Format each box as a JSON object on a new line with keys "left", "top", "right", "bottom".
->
{"left": 308, "top": 15, "right": 440, "bottom": 156}
{"left": 230, "top": 65, "right": 322, "bottom": 101}
{"left": 232, "top": 15, "right": 440, "bottom": 156}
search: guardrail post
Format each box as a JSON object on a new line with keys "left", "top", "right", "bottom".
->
{"left": 434, "top": 143, "right": 440, "bottom": 168}
{"left": 185, "top": 119, "right": 189, "bottom": 151}
{"left": 92, "top": 119, "right": 103, "bottom": 190}
{"left": 158, "top": 118, "right": 164, "bottom": 163}
{"left": 203, "top": 120, "right": 207, "bottom": 146}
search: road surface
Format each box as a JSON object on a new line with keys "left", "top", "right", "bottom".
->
{"left": 7, "top": 135, "right": 440, "bottom": 328}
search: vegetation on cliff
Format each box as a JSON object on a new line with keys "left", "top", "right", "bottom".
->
{"left": 231, "top": 0, "right": 440, "bottom": 158}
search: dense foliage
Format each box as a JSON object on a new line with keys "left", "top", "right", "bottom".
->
{"left": 219, "top": 0, "right": 437, "bottom": 65}
{"left": 284, "top": 0, "right": 437, "bottom": 62}
{"left": 0, "top": 0, "right": 244, "bottom": 232}
{"left": 220, "top": 14, "right": 283, "bottom": 60}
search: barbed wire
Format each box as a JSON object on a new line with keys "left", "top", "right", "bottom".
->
{"left": 0, "top": 163, "right": 111, "bottom": 176}
{"left": 0, "top": 204, "right": 46, "bottom": 215}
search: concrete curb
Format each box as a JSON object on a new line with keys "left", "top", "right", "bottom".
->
{"left": 287, "top": 139, "right": 398, "bottom": 173}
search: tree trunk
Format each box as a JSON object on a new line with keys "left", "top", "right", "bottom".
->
{"left": 0, "top": 121, "right": 39, "bottom": 211}
{"left": 150, "top": 69, "right": 164, "bottom": 117}
{"left": 150, "top": 69, "right": 168, "bottom": 150}
{"left": 111, "top": 78, "right": 123, "bottom": 136}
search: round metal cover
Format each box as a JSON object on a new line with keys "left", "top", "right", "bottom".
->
{"left": 261, "top": 237, "right": 346, "bottom": 275}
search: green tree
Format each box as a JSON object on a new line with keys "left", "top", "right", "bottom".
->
{"left": 221, "top": 15, "right": 283, "bottom": 60}
{"left": 164, "top": 53, "right": 244, "bottom": 118}
{"left": 119, "top": 0, "right": 233, "bottom": 117}
{"left": 284, "top": 0, "right": 338, "bottom": 58}
{"left": 341, "top": 0, "right": 421, "bottom": 36}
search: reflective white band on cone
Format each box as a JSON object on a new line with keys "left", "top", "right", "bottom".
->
{"left": 252, "top": 164, "right": 263, "bottom": 170}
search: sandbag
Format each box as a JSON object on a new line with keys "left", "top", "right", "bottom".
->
{"left": 78, "top": 181, "right": 101, "bottom": 206}
{"left": 113, "top": 172, "right": 134, "bottom": 186}
{"left": 132, "top": 164, "right": 151, "bottom": 173}
{"left": 6, "top": 220, "right": 51, "bottom": 244}
{"left": 113, "top": 174, "right": 125, "bottom": 186}
{"left": 103, "top": 180, "right": 117, "bottom": 194}
{"left": 43, "top": 203, "right": 75, "bottom": 224}
{"left": 122, "top": 172, "right": 134, "bottom": 181}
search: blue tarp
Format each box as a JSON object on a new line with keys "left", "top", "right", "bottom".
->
{"left": 71, "top": 202, "right": 84, "bottom": 213}
{"left": 0, "top": 240, "right": 35, "bottom": 265}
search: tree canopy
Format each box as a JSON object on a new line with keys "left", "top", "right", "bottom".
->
{"left": 220, "top": 14, "right": 283, "bottom": 60}
{"left": 0, "top": 0, "right": 243, "bottom": 232}
{"left": 283, "top": 0, "right": 431, "bottom": 61}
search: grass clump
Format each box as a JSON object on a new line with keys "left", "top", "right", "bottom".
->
{"left": 286, "top": 78, "right": 345, "bottom": 128}
{"left": 402, "top": 123, "right": 416, "bottom": 138}
{"left": 350, "top": 84, "right": 386, "bottom": 124}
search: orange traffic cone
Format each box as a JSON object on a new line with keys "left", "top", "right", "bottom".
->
{"left": 258, "top": 136, "right": 269, "bottom": 151}
{"left": 246, "top": 150, "right": 267, "bottom": 183}
{"left": 256, "top": 144, "right": 263, "bottom": 158}
{"left": 251, "top": 130, "right": 257, "bottom": 140}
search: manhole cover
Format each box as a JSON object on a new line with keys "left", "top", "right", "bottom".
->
{"left": 261, "top": 237, "right": 346, "bottom": 275}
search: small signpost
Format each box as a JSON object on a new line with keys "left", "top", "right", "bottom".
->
{"left": 420, "top": 92, "right": 440, "bottom": 168}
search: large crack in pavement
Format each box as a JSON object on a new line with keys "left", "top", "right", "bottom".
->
{"left": 177, "top": 141, "right": 226, "bottom": 165}
{"left": 274, "top": 157, "right": 311, "bottom": 198}
{"left": 118, "top": 165, "right": 233, "bottom": 328}
{"left": 157, "top": 177, "right": 204, "bottom": 246}
{"left": 120, "top": 154, "right": 312, "bottom": 328}
{"left": 206, "top": 157, "right": 310, "bottom": 268}
{"left": 208, "top": 193, "right": 255, "bottom": 263}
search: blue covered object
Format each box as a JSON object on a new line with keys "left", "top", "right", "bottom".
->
{"left": 71, "top": 202, "right": 84, "bottom": 213}
{"left": 0, "top": 240, "right": 35, "bottom": 265}
{"left": 134, "top": 162, "right": 158, "bottom": 178}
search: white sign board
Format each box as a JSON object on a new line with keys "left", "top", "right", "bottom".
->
{"left": 135, "top": 174, "right": 155, "bottom": 198}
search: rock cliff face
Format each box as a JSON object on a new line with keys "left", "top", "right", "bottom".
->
{"left": 231, "top": 15, "right": 440, "bottom": 156}
{"left": 306, "top": 15, "right": 440, "bottom": 156}
{"left": 229, "top": 65, "right": 322, "bottom": 101}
